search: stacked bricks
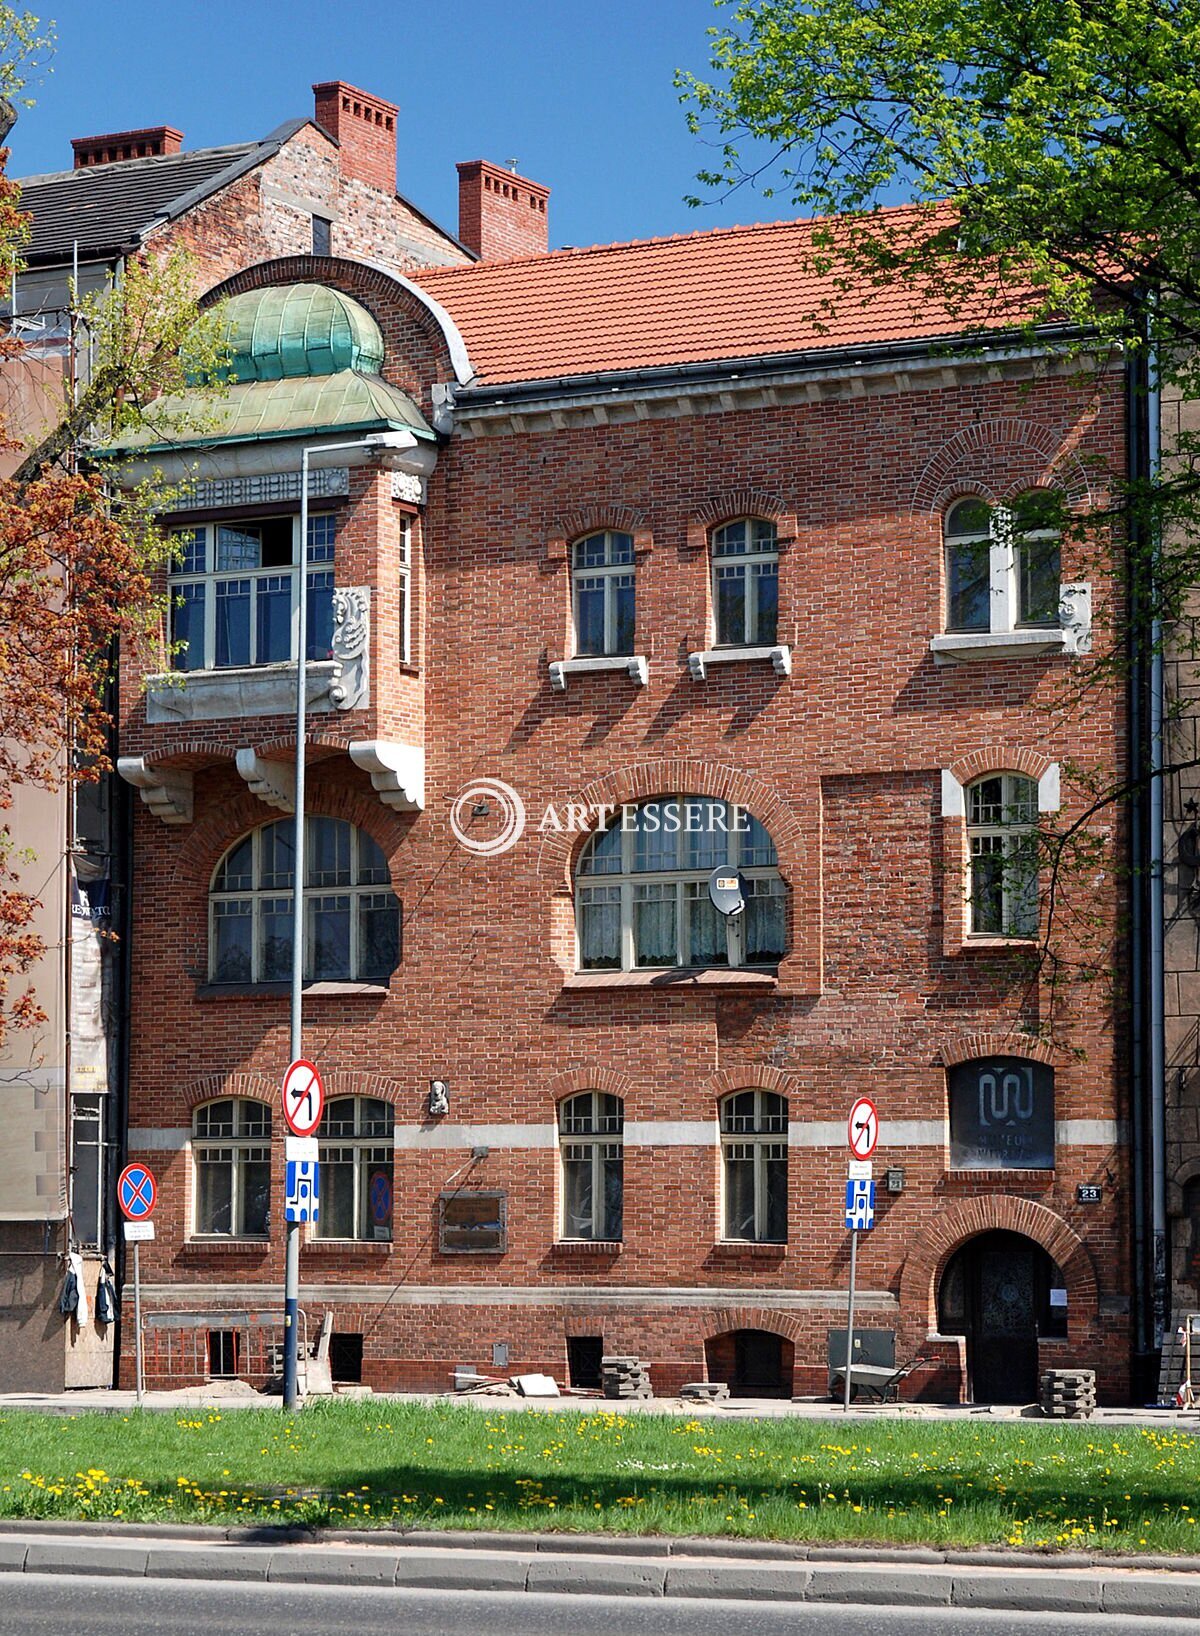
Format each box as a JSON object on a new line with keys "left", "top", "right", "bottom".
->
{"left": 602, "top": 1356, "right": 653, "bottom": 1400}
{"left": 1040, "top": 1368, "right": 1097, "bottom": 1418}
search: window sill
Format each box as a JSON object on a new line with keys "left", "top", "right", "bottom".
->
{"left": 550, "top": 1239, "right": 623, "bottom": 1254}
{"left": 959, "top": 936, "right": 1038, "bottom": 952}
{"left": 304, "top": 1238, "right": 393, "bottom": 1252}
{"left": 180, "top": 1238, "right": 271, "bottom": 1254}
{"left": 711, "top": 1239, "right": 788, "bottom": 1256}
{"left": 196, "top": 980, "right": 391, "bottom": 1000}
{"left": 549, "top": 655, "right": 649, "bottom": 690}
{"left": 687, "top": 644, "right": 791, "bottom": 682}
{"left": 564, "top": 966, "right": 779, "bottom": 991}
{"left": 930, "top": 628, "right": 1074, "bottom": 665}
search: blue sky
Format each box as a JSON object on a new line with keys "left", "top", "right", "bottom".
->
{"left": 6, "top": 0, "right": 785, "bottom": 251}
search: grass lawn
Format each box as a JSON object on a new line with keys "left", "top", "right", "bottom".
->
{"left": 0, "top": 1401, "right": 1197, "bottom": 1553}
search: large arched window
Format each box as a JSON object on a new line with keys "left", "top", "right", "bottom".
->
{"left": 712, "top": 518, "right": 778, "bottom": 646}
{"left": 575, "top": 797, "right": 786, "bottom": 971}
{"left": 966, "top": 775, "right": 1038, "bottom": 937}
{"left": 943, "top": 493, "right": 1061, "bottom": 636}
{"left": 192, "top": 1098, "right": 271, "bottom": 1239}
{"left": 558, "top": 1091, "right": 624, "bottom": 1241}
{"left": 209, "top": 817, "right": 398, "bottom": 985}
{"left": 720, "top": 1090, "right": 788, "bottom": 1243}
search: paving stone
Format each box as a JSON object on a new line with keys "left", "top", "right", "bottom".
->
{"left": 393, "top": 1550, "right": 531, "bottom": 1591}
{"left": 806, "top": 1565, "right": 953, "bottom": 1605}
{"left": 1102, "top": 1575, "right": 1200, "bottom": 1617}
{"left": 666, "top": 1564, "right": 812, "bottom": 1601}
{"left": 952, "top": 1570, "right": 1103, "bottom": 1612}
{"left": 0, "top": 1540, "right": 27, "bottom": 1572}
{"left": 267, "top": 1547, "right": 400, "bottom": 1585}
{"left": 25, "top": 1541, "right": 148, "bottom": 1577}
{"left": 526, "top": 1558, "right": 666, "bottom": 1596}
{"left": 146, "top": 1546, "right": 270, "bottom": 1581}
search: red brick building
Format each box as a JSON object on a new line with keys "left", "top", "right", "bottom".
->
{"left": 21, "top": 77, "right": 1127, "bottom": 1403}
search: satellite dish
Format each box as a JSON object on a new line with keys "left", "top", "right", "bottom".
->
{"left": 708, "top": 866, "right": 747, "bottom": 918}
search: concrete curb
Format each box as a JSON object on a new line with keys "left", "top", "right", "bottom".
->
{"left": 1, "top": 1528, "right": 1200, "bottom": 1615}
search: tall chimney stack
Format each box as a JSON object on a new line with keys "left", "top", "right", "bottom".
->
{"left": 312, "top": 81, "right": 398, "bottom": 194}
{"left": 457, "top": 159, "right": 549, "bottom": 261}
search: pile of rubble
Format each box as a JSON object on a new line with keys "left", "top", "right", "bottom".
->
{"left": 1039, "top": 1367, "right": 1096, "bottom": 1419}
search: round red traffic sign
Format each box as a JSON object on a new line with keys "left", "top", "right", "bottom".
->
{"left": 282, "top": 1057, "right": 324, "bottom": 1137}
{"left": 118, "top": 1163, "right": 157, "bottom": 1220}
{"left": 847, "top": 1097, "right": 879, "bottom": 1160}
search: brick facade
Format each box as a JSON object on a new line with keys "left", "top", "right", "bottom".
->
{"left": 116, "top": 245, "right": 1134, "bottom": 1402}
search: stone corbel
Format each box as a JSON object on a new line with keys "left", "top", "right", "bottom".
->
{"left": 116, "top": 756, "right": 193, "bottom": 825}
{"left": 234, "top": 748, "right": 294, "bottom": 813}
{"left": 330, "top": 588, "right": 370, "bottom": 711}
{"left": 349, "top": 741, "right": 425, "bottom": 811}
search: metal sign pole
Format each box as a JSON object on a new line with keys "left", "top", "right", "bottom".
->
{"left": 133, "top": 1240, "right": 144, "bottom": 1408}
{"left": 282, "top": 446, "right": 312, "bottom": 1414}
{"left": 843, "top": 1226, "right": 858, "bottom": 1412}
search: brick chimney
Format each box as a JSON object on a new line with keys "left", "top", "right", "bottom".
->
{"left": 457, "top": 160, "right": 549, "bottom": 261}
{"left": 312, "top": 81, "right": 398, "bottom": 194}
{"left": 71, "top": 126, "right": 183, "bottom": 168}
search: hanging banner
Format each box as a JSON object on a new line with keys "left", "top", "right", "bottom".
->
{"left": 69, "top": 863, "right": 112, "bottom": 1097}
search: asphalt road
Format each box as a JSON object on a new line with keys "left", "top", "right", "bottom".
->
{"left": 0, "top": 1577, "right": 1188, "bottom": 1636}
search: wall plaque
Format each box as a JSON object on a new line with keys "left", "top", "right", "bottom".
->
{"left": 438, "top": 1190, "right": 507, "bottom": 1254}
{"left": 949, "top": 1057, "right": 1055, "bottom": 1170}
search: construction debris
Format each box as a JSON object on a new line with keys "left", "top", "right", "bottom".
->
{"left": 512, "top": 1372, "right": 560, "bottom": 1396}
{"left": 602, "top": 1355, "right": 653, "bottom": 1400}
{"left": 1039, "top": 1368, "right": 1097, "bottom": 1419}
{"left": 680, "top": 1381, "right": 729, "bottom": 1402}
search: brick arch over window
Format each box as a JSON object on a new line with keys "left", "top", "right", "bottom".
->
{"left": 538, "top": 761, "right": 805, "bottom": 892}
{"left": 198, "top": 256, "right": 460, "bottom": 402}
{"left": 701, "top": 1066, "right": 797, "bottom": 1104}
{"left": 910, "top": 419, "right": 1098, "bottom": 516}
{"left": 545, "top": 1067, "right": 639, "bottom": 1106}
{"left": 1168, "top": 1155, "right": 1200, "bottom": 1216}
{"left": 948, "top": 749, "right": 1053, "bottom": 788}
{"left": 898, "top": 1196, "right": 1099, "bottom": 1339}
{"left": 182, "top": 1071, "right": 405, "bottom": 1115}
{"left": 697, "top": 1306, "right": 808, "bottom": 1345}
{"left": 938, "top": 1032, "right": 1059, "bottom": 1069}
{"left": 686, "top": 490, "right": 797, "bottom": 553}
{"left": 545, "top": 506, "right": 653, "bottom": 564}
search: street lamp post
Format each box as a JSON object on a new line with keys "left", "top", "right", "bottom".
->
{"left": 282, "top": 428, "right": 416, "bottom": 1411}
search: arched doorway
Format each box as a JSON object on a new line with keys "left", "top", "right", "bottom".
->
{"left": 704, "top": 1328, "right": 794, "bottom": 1398}
{"left": 937, "top": 1231, "right": 1068, "bottom": 1403}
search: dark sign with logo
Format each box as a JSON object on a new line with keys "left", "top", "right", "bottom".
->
{"left": 438, "top": 1190, "right": 507, "bottom": 1254}
{"left": 949, "top": 1057, "right": 1054, "bottom": 1170}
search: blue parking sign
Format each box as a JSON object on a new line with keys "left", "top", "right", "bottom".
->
{"left": 285, "top": 1158, "right": 319, "bottom": 1223}
{"left": 845, "top": 1178, "right": 875, "bottom": 1231}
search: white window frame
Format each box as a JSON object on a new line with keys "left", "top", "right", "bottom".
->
{"left": 558, "top": 1090, "right": 624, "bottom": 1242}
{"left": 398, "top": 514, "right": 412, "bottom": 664}
{"left": 966, "top": 773, "right": 1039, "bottom": 938}
{"left": 571, "top": 531, "right": 636, "bottom": 658}
{"left": 314, "top": 1096, "right": 394, "bottom": 1242}
{"left": 208, "top": 817, "right": 397, "bottom": 985}
{"left": 168, "top": 512, "right": 337, "bottom": 674}
{"left": 719, "top": 1089, "right": 788, "bottom": 1243}
{"left": 711, "top": 518, "right": 779, "bottom": 647}
{"left": 191, "top": 1098, "right": 271, "bottom": 1240}
{"left": 574, "top": 797, "right": 787, "bottom": 973}
{"left": 943, "top": 494, "right": 1061, "bottom": 636}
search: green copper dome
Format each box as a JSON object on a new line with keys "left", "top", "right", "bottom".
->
{"left": 216, "top": 284, "right": 386, "bottom": 383}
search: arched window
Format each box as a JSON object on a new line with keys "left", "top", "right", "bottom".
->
{"left": 712, "top": 518, "right": 778, "bottom": 646}
{"left": 943, "top": 493, "right": 1062, "bottom": 636}
{"left": 720, "top": 1090, "right": 787, "bottom": 1243}
{"left": 209, "top": 816, "right": 398, "bottom": 985}
{"left": 192, "top": 1098, "right": 271, "bottom": 1238}
{"left": 966, "top": 775, "right": 1038, "bottom": 937}
{"left": 575, "top": 797, "right": 786, "bottom": 971}
{"left": 315, "top": 1097, "right": 394, "bottom": 1241}
{"left": 558, "top": 1091, "right": 624, "bottom": 1241}
{"left": 572, "top": 531, "right": 635, "bottom": 657}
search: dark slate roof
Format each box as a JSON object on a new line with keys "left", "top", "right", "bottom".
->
{"left": 13, "top": 121, "right": 307, "bottom": 264}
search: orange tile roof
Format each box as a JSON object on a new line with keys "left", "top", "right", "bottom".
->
{"left": 412, "top": 211, "right": 1039, "bottom": 387}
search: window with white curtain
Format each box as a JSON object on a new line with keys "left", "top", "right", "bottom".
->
{"left": 575, "top": 797, "right": 786, "bottom": 972}
{"left": 192, "top": 1099, "right": 271, "bottom": 1238}
{"left": 558, "top": 1091, "right": 623, "bottom": 1241}
{"left": 315, "top": 1097, "right": 394, "bottom": 1241}
{"left": 209, "top": 817, "right": 398, "bottom": 985}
